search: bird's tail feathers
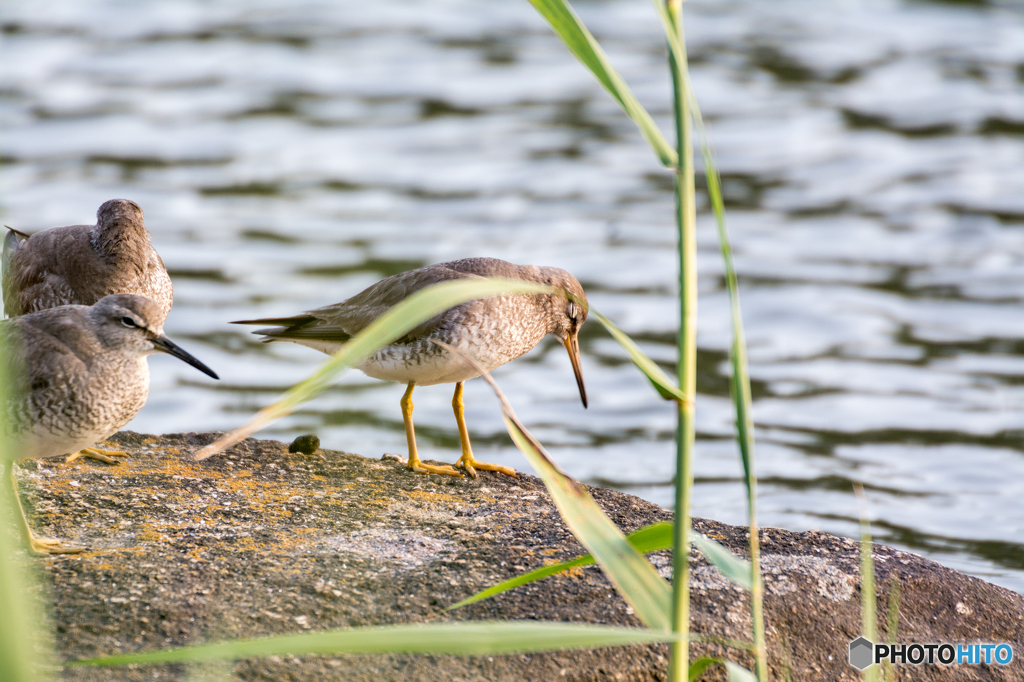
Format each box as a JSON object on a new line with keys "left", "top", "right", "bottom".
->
{"left": 231, "top": 315, "right": 314, "bottom": 327}
{"left": 3, "top": 226, "right": 28, "bottom": 261}
{"left": 232, "top": 316, "right": 352, "bottom": 345}
{"left": 2, "top": 227, "right": 28, "bottom": 293}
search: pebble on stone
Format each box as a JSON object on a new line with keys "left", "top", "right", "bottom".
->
{"left": 288, "top": 434, "right": 320, "bottom": 454}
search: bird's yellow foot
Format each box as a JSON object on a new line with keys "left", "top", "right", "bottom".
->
{"left": 398, "top": 382, "right": 463, "bottom": 477}
{"left": 66, "top": 447, "right": 128, "bottom": 465}
{"left": 5, "top": 467, "right": 85, "bottom": 555}
{"left": 449, "top": 381, "right": 517, "bottom": 478}
{"left": 456, "top": 455, "right": 518, "bottom": 479}
{"left": 406, "top": 457, "right": 463, "bottom": 477}
{"left": 28, "top": 533, "right": 84, "bottom": 555}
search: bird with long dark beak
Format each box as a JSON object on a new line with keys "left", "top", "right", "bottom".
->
{"left": 1, "top": 294, "right": 218, "bottom": 553}
{"left": 233, "top": 257, "right": 587, "bottom": 479}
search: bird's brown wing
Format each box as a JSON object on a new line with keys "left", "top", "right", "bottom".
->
{"left": 2, "top": 225, "right": 100, "bottom": 315}
{"left": 232, "top": 264, "right": 487, "bottom": 344}
{"left": 1, "top": 312, "right": 92, "bottom": 433}
{"left": 309, "top": 264, "right": 487, "bottom": 342}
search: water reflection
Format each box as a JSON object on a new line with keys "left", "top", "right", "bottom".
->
{"left": 1, "top": 0, "right": 1021, "bottom": 592}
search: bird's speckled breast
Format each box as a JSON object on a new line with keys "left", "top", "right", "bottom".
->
{"left": 7, "top": 355, "right": 150, "bottom": 460}
{"left": 358, "top": 295, "right": 551, "bottom": 386}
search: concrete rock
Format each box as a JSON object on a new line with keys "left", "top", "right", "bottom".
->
{"left": 13, "top": 432, "right": 1023, "bottom": 681}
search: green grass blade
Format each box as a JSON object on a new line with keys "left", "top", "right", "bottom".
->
{"left": 0, "top": 337, "right": 56, "bottom": 681}
{"left": 195, "top": 278, "right": 570, "bottom": 460}
{"left": 686, "top": 657, "right": 755, "bottom": 682}
{"left": 657, "top": 0, "right": 754, "bottom": 487}
{"left": 884, "top": 577, "right": 899, "bottom": 682}
{"left": 591, "top": 311, "right": 689, "bottom": 404}
{"left": 688, "top": 656, "right": 723, "bottom": 681}
{"left": 691, "top": 69, "right": 768, "bottom": 682}
{"left": 71, "top": 622, "right": 678, "bottom": 667}
{"left": 662, "top": 0, "right": 755, "bottom": 499}
{"left": 526, "top": 0, "right": 677, "bottom": 167}
{"left": 664, "top": 2, "right": 698, "bottom": 678}
{"left": 691, "top": 535, "right": 752, "bottom": 592}
{"left": 855, "top": 484, "right": 878, "bottom": 682}
{"left": 185, "top": 660, "right": 233, "bottom": 682}
{"left": 0, "top": 483, "right": 53, "bottom": 682}
{"left": 446, "top": 522, "right": 673, "bottom": 611}
{"left": 651, "top": 0, "right": 686, "bottom": 72}
{"left": 438, "top": 343, "right": 672, "bottom": 630}
{"left": 502, "top": 417, "right": 672, "bottom": 629}
{"left": 654, "top": 6, "right": 767, "bottom": 677}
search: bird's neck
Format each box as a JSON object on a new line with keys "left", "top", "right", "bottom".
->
{"left": 94, "top": 218, "right": 150, "bottom": 271}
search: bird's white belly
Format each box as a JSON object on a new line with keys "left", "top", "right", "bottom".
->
{"left": 18, "top": 427, "right": 118, "bottom": 461}
{"left": 358, "top": 340, "right": 518, "bottom": 386}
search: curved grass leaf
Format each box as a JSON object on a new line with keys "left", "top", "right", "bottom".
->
{"left": 195, "top": 278, "right": 570, "bottom": 460}
{"left": 504, "top": 419, "right": 672, "bottom": 630}
{"left": 526, "top": 0, "right": 677, "bottom": 167}
{"left": 692, "top": 535, "right": 752, "bottom": 592}
{"left": 688, "top": 656, "right": 722, "bottom": 681}
{"left": 435, "top": 341, "right": 673, "bottom": 631}
{"left": 446, "top": 522, "right": 673, "bottom": 611}
{"left": 71, "top": 621, "right": 678, "bottom": 667}
{"left": 725, "top": 661, "right": 757, "bottom": 682}
{"left": 591, "top": 311, "right": 689, "bottom": 404}
{"left": 0, "top": 475, "right": 52, "bottom": 682}
{"left": 686, "top": 656, "right": 755, "bottom": 682}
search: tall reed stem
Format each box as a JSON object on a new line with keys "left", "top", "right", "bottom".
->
{"left": 741, "top": 385, "right": 765, "bottom": 675}
{"left": 667, "top": 1, "right": 696, "bottom": 679}
{"left": 738, "top": 343, "right": 767, "bottom": 679}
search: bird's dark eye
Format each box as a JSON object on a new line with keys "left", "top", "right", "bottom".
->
{"left": 120, "top": 317, "right": 137, "bottom": 328}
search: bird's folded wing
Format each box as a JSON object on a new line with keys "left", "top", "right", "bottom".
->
{"left": 300, "top": 266, "right": 483, "bottom": 339}
{"left": 2, "top": 226, "right": 97, "bottom": 314}
{"left": 1, "top": 316, "right": 88, "bottom": 427}
{"left": 232, "top": 265, "right": 493, "bottom": 344}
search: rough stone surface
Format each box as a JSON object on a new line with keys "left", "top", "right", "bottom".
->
{"left": 12, "top": 431, "right": 1024, "bottom": 681}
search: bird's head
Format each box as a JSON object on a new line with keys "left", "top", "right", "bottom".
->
{"left": 539, "top": 268, "right": 588, "bottom": 409}
{"left": 89, "top": 294, "right": 218, "bottom": 379}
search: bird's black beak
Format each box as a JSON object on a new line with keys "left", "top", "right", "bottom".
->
{"left": 152, "top": 336, "right": 219, "bottom": 380}
{"left": 562, "top": 331, "right": 587, "bottom": 409}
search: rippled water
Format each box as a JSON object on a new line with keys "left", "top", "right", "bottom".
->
{"left": 2, "top": 0, "right": 1022, "bottom": 592}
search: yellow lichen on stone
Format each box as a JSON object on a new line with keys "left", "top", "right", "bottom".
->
{"left": 401, "top": 490, "right": 464, "bottom": 506}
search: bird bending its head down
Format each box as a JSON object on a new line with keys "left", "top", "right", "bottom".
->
{"left": 233, "top": 257, "right": 588, "bottom": 478}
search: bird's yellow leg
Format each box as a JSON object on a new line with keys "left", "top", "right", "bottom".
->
{"left": 66, "top": 446, "right": 127, "bottom": 465}
{"left": 401, "top": 382, "right": 462, "bottom": 477}
{"left": 4, "top": 465, "right": 83, "bottom": 555}
{"left": 452, "top": 382, "right": 517, "bottom": 479}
